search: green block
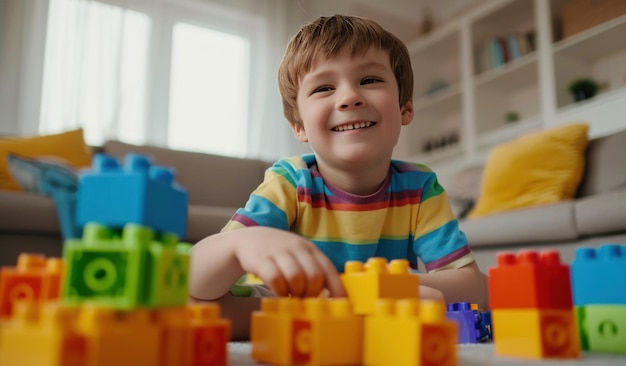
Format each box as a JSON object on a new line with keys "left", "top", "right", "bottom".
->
{"left": 579, "top": 305, "right": 626, "bottom": 354}
{"left": 62, "top": 223, "right": 151, "bottom": 309}
{"left": 142, "top": 234, "right": 191, "bottom": 307}
{"left": 575, "top": 306, "right": 589, "bottom": 350}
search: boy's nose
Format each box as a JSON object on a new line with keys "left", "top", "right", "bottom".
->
{"left": 337, "top": 87, "right": 366, "bottom": 110}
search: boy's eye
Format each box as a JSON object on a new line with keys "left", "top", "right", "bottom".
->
{"left": 361, "top": 77, "right": 381, "bottom": 85}
{"left": 313, "top": 86, "right": 333, "bottom": 94}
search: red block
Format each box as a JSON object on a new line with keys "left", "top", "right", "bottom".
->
{"left": 489, "top": 250, "right": 573, "bottom": 310}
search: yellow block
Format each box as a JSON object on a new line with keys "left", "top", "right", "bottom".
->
{"left": 341, "top": 257, "right": 419, "bottom": 315}
{"left": 0, "top": 301, "right": 86, "bottom": 366}
{"left": 493, "top": 308, "right": 581, "bottom": 359}
{"left": 364, "top": 299, "right": 457, "bottom": 366}
{"left": 251, "top": 297, "right": 363, "bottom": 365}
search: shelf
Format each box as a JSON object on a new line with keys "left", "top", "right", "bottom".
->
{"left": 553, "top": 14, "right": 626, "bottom": 62}
{"left": 407, "top": 22, "right": 459, "bottom": 56}
{"left": 476, "top": 117, "right": 542, "bottom": 148}
{"left": 413, "top": 84, "right": 461, "bottom": 114}
{"left": 474, "top": 52, "right": 537, "bottom": 90}
{"left": 410, "top": 144, "right": 465, "bottom": 165}
{"left": 558, "top": 86, "right": 626, "bottom": 116}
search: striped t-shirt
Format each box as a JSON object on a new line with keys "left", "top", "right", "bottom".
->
{"left": 222, "top": 154, "right": 474, "bottom": 273}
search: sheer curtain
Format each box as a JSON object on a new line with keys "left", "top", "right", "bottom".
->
{"left": 40, "top": 0, "right": 149, "bottom": 146}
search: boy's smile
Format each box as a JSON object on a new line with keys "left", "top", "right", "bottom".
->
{"left": 331, "top": 121, "right": 377, "bottom": 132}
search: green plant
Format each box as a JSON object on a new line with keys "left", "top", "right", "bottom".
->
{"left": 568, "top": 78, "right": 599, "bottom": 101}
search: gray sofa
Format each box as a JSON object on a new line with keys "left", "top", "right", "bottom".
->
{"left": 2, "top": 131, "right": 625, "bottom": 272}
{"left": 0, "top": 140, "right": 271, "bottom": 266}
{"left": 457, "top": 129, "right": 626, "bottom": 270}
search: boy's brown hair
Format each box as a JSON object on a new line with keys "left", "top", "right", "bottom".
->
{"left": 278, "top": 14, "right": 414, "bottom": 127}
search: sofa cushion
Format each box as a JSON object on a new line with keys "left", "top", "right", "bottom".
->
{"left": 103, "top": 141, "right": 271, "bottom": 208}
{"left": 460, "top": 201, "right": 578, "bottom": 246}
{"left": 468, "top": 123, "right": 589, "bottom": 218}
{"left": 0, "top": 129, "right": 92, "bottom": 191}
{"left": 186, "top": 205, "right": 237, "bottom": 242}
{"left": 577, "top": 129, "right": 626, "bottom": 197}
{"left": 575, "top": 188, "right": 626, "bottom": 236}
{"left": 0, "top": 191, "right": 61, "bottom": 234}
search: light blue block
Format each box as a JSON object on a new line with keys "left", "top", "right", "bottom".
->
{"left": 76, "top": 153, "right": 188, "bottom": 239}
{"left": 570, "top": 244, "right": 626, "bottom": 306}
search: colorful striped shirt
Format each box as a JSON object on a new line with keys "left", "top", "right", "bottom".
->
{"left": 222, "top": 154, "right": 474, "bottom": 273}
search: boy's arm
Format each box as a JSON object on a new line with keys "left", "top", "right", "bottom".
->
{"left": 418, "top": 261, "right": 489, "bottom": 309}
{"left": 190, "top": 226, "right": 346, "bottom": 300}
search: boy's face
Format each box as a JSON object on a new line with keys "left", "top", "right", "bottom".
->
{"left": 293, "top": 47, "right": 413, "bottom": 167}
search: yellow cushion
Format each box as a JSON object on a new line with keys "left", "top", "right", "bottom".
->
{"left": 0, "top": 128, "right": 92, "bottom": 191}
{"left": 467, "top": 123, "right": 589, "bottom": 218}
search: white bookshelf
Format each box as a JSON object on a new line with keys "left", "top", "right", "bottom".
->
{"left": 395, "top": 0, "right": 626, "bottom": 171}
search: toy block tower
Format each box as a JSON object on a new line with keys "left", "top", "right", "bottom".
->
{"left": 364, "top": 299, "right": 457, "bottom": 366}
{"left": 0, "top": 253, "right": 65, "bottom": 319}
{"left": 570, "top": 244, "right": 626, "bottom": 354}
{"left": 488, "top": 250, "right": 581, "bottom": 359}
{"left": 0, "top": 153, "right": 230, "bottom": 366}
{"left": 340, "top": 257, "right": 419, "bottom": 315}
{"left": 251, "top": 297, "right": 364, "bottom": 365}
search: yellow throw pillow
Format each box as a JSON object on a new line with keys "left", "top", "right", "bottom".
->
{"left": 0, "top": 128, "right": 92, "bottom": 191}
{"left": 467, "top": 123, "right": 589, "bottom": 218}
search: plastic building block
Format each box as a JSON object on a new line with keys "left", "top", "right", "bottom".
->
{"left": 0, "top": 253, "right": 65, "bottom": 318}
{"left": 63, "top": 222, "right": 190, "bottom": 309}
{"left": 446, "top": 302, "right": 483, "bottom": 344}
{"left": 488, "top": 250, "right": 573, "bottom": 310}
{"left": 364, "top": 299, "right": 457, "bottom": 366}
{"left": 570, "top": 244, "right": 626, "bottom": 306}
{"left": 79, "top": 306, "right": 161, "bottom": 366}
{"left": 492, "top": 308, "right": 580, "bottom": 359}
{"left": 479, "top": 310, "right": 493, "bottom": 341}
{"left": 76, "top": 153, "right": 188, "bottom": 239}
{"left": 188, "top": 303, "right": 230, "bottom": 366}
{"left": 341, "top": 257, "right": 419, "bottom": 315}
{"left": 0, "top": 301, "right": 87, "bottom": 366}
{"left": 576, "top": 305, "right": 626, "bottom": 354}
{"left": 251, "top": 297, "right": 364, "bottom": 365}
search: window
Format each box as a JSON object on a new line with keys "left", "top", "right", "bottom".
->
{"left": 41, "top": 0, "right": 259, "bottom": 157}
{"left": 168, "top": 23, "right": 249, "bottom": 156}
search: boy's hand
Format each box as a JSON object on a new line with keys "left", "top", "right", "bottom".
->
{"left": 234, "top": 227, "right": 346, "bottom": 298}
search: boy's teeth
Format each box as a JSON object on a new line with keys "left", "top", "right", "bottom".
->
{"left": 333, "top": 122, "right": 374, "bottom": 131}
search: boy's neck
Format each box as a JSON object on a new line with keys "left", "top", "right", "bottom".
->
{"left": 314, "top": 156, "right": 391, "bottom": 196}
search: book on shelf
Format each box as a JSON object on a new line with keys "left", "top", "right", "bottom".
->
{"left": 478, "top": 29, "right": 536, "bottom": 73}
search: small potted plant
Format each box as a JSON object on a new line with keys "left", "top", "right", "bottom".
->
{"left": 569, "top": 78, "right": 599, "bottom": 102}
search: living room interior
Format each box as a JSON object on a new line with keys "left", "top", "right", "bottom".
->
{"left": 1, "top": 0, "right": 626, "bottom": 363}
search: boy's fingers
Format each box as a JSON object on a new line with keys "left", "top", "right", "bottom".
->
{"left": 313, "top": 251, "right": 346, "bottom": 298}
{"left": 273, "top": 252, "right": 307, "bottom": 297}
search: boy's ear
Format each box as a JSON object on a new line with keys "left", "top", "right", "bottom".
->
{"left": 401, "top": 101, "right": 414, "bottom": 126}
{"left": 291, "top": 123, "right": 309, "bottom": 142}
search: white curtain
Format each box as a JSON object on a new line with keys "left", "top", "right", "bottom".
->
{"left": 39, "top": 0, "right": 149, "bottom": 146}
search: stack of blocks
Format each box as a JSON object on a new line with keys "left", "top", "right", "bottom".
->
{"left": 488, "top": 250, "right": 581, "bottom": 359}
{"left": 250, "top": 257, "right": 458, "bottom": 366}
{"left": 0, "top": 153, "right": 231, "bottom": 366}
{"left": 571, "top": 244, "right": 626, "bottom": 354}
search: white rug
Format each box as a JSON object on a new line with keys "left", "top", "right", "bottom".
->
{"left": 228, "top": 342, "right": 626, "bottom": 365}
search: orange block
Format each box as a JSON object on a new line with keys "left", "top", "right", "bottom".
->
{"left": 341, "top": 257, "right": 419, "bottom": 315}
{"left": 188, "top": 303, "right": 230, "bottom": 366}
{"left": 364, "top": 299, "right": 457, "bottom": 366}
{"left": 0, "top": 301, "right": 87, "bottom": 366}
{"left": 79, "top": 307, "right": 160, "bottom": 366}
{"left": 492, "top": 308, "right": 580, "bottom": 359}
{"left": 0, "top": 253, "right": 65, "bottom": 318}
{"left": 488, "top": 250, "right": 573, "bottom": 310}
{"left": 251, "top": 297, "right": 364, "bottom": 365}
{"left": 153, "top": 307, "right": 193, "bottom": 366}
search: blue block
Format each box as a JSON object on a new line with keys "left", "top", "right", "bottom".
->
{"left": 446, "top": 302, "right": 482, "bottom": 344}
{"left": 570, "top": 244, "right": 626, "bottom": 306}
{"left": 76, "top": 153, "right": 188, "bottom": 239}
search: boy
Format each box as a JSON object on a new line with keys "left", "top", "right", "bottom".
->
{"left": 190, "top": 15, "right": 488, "bottom": 331}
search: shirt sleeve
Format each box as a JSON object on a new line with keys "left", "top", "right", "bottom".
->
{"left": 412, "top": 172, "right": 475, "bottom": 272}
{"left": 221, "top": 158, "right": 299, "bottom": 233}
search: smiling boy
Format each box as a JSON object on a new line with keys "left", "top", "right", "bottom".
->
{"left": 190, "top": 15, "right": 488, "bottom": 317}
